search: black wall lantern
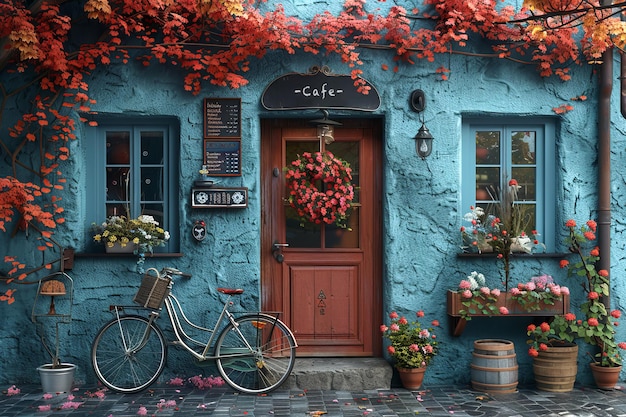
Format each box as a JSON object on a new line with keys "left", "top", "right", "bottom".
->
{"left": 410, "top": 89, "right": 434, "bottom": 159}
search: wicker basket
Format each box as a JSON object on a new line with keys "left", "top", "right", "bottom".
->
{"left": 133, "top": 268, "right": 171, "bottom": 309}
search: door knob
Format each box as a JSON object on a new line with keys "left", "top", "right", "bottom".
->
{"left": 272, "top": 242, "right": 289, "bottom": 263}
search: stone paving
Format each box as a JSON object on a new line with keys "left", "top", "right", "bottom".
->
{"left": 2, "top": 383, "right": 626, "bottom": 417}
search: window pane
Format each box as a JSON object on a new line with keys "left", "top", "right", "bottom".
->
{"left": 141, "top": 131, "right": 164, "bottom": 164}
{"left": 107, "top": 132, "right": 130, "bottom": 164}
{"left": 141, "top": 167, "right": 163, "bottom": 201}
{"left": 476, "top": 131, "right": 500, "bottom": 165}
{"left": 511, "top": 131, "right": 536, "bottom": 165}
{"left": 512, "top": 167, "right": 536, "bottom": 201}
{"left": 475, "top": 167, "right": 500, "bottom": 202}
{"left": 106, "top": 167, "right": 130, "bottom": 202}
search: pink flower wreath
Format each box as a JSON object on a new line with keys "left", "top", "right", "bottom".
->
{"left": 285, "top": 150, "right": 354, "bottom": 228}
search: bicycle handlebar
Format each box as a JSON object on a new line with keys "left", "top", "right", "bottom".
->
{"left": 161, "top": 267, "right": 192, "bottom": 279}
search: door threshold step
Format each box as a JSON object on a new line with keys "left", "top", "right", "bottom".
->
{"left": 286, "top": 357, "right": 392, "bottom": 391}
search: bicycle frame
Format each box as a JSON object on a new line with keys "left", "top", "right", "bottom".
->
{"left": 111, "top": 286, "right": 287, "bottom": 363}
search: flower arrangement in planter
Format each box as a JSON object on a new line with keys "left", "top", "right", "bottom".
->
{"left": 380, "top": 310, "right": 440, "bottom": 369}
{"left": 92, "top": 215, "right": 170, "bottom": 273}
{"left": 284, "top": 150, "right": 354, "bottom": 228}
{"left": 527, "top": 219, "right": 626, "bottom": 389}
{"left": 93, "top": 215, "right": 170, "bottom": 251}
{"left": 450, "top": 271, "right": 570, "bottom": 319}
{"left": 447, "top": 271, "right": 570, "bottom": 336}
{"left": 380, "top": 310, "right": 440, "bottom": 389}
{"left": 460, "top": 179, "right": 545, "bottom": 291}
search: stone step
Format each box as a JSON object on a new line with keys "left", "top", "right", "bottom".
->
{"left": 286, "top": 358, "right": 393, "bottom": 391}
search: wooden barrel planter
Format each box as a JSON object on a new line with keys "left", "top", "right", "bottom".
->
{"left": 533, "top": 342, "right": 578, "bottom": 392}
{"left": 470, "top": 339, "right": 518, "bottom": 394}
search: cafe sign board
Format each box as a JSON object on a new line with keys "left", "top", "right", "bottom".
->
{"left": 261, "top": 66, "right": 380, "bottom": 111}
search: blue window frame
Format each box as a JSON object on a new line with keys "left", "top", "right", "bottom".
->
{"left": 461, "top": 117, "right": 556, "bottom": 251}
{"left": 85, "top": 117, "right": 180, "bottom": 253}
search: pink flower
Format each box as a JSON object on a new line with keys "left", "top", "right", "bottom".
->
{"left": 6, "top": 385, "right": 20, "bottom": 396}
{"left": 409, "top": 344, "right": 419, "bottom": 352}
{"left": 423, "top": 344, "right": 434, "bottom": 353}
{"left": 431, "top": 319, "right": 440, "bottom": 327}
{"left": 137, "top": 406, "right": 148, "bottom": 415}
{"left": 398, "top": 317, "right": 408, "bottom": 325}
{"left": 510, "top": 287, "right": 521, "bottom": 295}
{"left": 588, "top": 318, "right": 599, "bottom": 326}
{"left": 480, "top": 287, "right": 490, "bottom": 295}
{"left": 459, "top": 280, "right": 472, "bottom": 290}
{"left": 525, "top": 282, "right": 536, "bottom": 291}
{"left": 416, "top": 310, "right": 425, "bottom": 318}
{"left": 611, "top": 310, "right": 622, "bottom": 319}
{"left": 491, "top": 288, "right": 501, "bottom": 296}
{"left": 618, "top": 342, "right": 626, "bottom": 350}
{"left": 390, "top": 324, "right": 400, "bottom": 332}
{"left": 561, "top": 286, "right": 570, "bottom": 295}
{"left": 389, "top": 311, "right": 399, "bottom": 319}
{"left": 588, "top": 292, "right": 599, "bottom": 300}
{"left": 387, "top": 346, "right": 395, "bottom": 354}
{"left": 38, "top": 405, "right": 52, "bottom": 412}
{"left": 499, "top": 306, "right": 509, "bottom": 315}
{"left": 380, "top": 325, "right": 388, "bottom": 332}
{"left": 419, "top": 329, "right": 431, "bottom": 338}
{"left": 462, "top": 289, "right": 473, "bottom": 298}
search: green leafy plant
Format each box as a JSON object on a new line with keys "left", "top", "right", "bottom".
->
{"left": 460, "top": 179, "right": 545, "bottom": 291}
{"left": 380, "top": 310, "right": 440, "bottom": 369}
{"left": 509, "top": 274, "right": 569, "bottom": 312}
{"left": 527, "top": 219, "right": 626, "bottom": 367}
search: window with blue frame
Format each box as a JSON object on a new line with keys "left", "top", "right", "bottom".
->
{"left": 85, "top": 117, "right": 180, "bottom": 253}
{"left": 461, "top": 118, "right": 557, "bottom": 252}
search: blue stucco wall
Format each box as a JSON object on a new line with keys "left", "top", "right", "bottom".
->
{"left": 1, "top": 0, "right": 626, "bottom": 389}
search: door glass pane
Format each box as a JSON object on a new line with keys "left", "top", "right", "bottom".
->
{"left": 326, "top": 141, "right": 359, "bottom": 248}
{"left": 141, "top": 167, "right": 163, "bottom": 201}
{"left": 106, "top": 131, "right": 131, "bottom": 217}
{"left": 285, "top": 141, "right": 321, "bottom": 248}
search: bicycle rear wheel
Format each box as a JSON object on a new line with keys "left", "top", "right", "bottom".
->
{"left": 215, "top": 314, "right": 297, "bottom": 394}
{"left": 91, "top": 315, "right": 167, "bottom": 393}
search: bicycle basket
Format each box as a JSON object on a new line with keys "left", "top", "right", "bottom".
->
{"left": 133, "top": 268, "right": 172, "bottom": 309}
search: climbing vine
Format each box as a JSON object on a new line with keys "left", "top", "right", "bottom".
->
{"left": 1, "top": 0, "right": 625, "bottom": 303}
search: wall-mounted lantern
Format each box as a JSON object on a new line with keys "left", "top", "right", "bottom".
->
{"left": 410, "top": 89, "right": 435, "bottom": 159}
{"left": 310, "top": 109, "right": 342, "bottom": 145}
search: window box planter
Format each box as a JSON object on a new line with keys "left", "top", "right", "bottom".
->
{"left": 446, "top": 290, "right": 570, "bottom": 336}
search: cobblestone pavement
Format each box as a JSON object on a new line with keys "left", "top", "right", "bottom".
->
{"left": 2, "top": 384, "right": 626, "bottom": 417}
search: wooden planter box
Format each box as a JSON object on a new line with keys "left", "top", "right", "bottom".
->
{"left": 446, "top": 290, "right": 570, "bottom": 336}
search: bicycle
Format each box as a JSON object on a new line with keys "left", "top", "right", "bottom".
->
{"left": 91, "top": 267, "right": 297, "bottom": 394}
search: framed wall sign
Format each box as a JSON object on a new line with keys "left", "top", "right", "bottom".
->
{"left": 203, "top": 139, "right": 241, "bottom": 176}
{"left": 203, "top": 98, "right": 241, "bottom": 138}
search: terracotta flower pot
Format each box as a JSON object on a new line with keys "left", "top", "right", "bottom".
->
{"left": 397, "top": 366, "right": 426, "bottom": 390}
{"left": 589, "top": 363, "right": 622, "bottom": 390}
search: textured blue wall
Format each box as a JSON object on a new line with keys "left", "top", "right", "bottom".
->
{"left": 1, "top": 1, "right": 626, "bottom": 389}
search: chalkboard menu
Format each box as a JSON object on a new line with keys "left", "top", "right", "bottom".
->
{"left": 204, "top": 98, "right": 241, "bottom": 138}
{"left": 203, "top": 140, "right": 241, "bottom": 176}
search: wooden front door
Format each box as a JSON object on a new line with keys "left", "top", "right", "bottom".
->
{"left": 261, "top": 118, "right": 382, "bottom": 356}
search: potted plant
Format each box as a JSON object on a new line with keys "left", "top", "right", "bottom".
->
{"left": 380, "top": 310, "right": 440, "bottom": 390}
{"left": 92, "top": 214, "right": 170, "bottom": 273}
{"left": 562, "top": 219, "right": 625, "bottom": 388}
{"left": 447, "top": 271, "right": 570, "bottom": 336}
{"left": 528, "top": 219, "right": 626, "bottom": 390}
{"left": 460, "top": 179, "right": 545, "bottom": 291}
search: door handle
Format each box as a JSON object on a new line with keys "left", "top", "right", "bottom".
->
{"left": 272, "top": 242, "right": 289, "bottom": 263}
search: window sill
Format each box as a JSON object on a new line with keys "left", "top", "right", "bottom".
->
{"left": 74, "top": 252, "right": 184, "bottom": 258}
{"left": 457, "top": 252, "right": 570, "bottom": 259}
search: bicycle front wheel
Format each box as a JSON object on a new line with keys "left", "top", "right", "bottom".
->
{"left": 215, "top": 314, "right": 297, "bottom": 394}
{"left": 91, "top": 315, "right": 167, "bottom": 393}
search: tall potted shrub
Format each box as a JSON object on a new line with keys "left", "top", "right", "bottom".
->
{"left": 528, "top": 219, "right": 626, "bottom": 390}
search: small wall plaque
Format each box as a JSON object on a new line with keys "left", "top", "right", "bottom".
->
{"left": 203, "top": 140, "right": 241, "bottom": 176}
{"left": 191, "top": 187, "right": 248, "bottom": 208}
{"left": 203, "top": 98, "right": 241, "bottom": 138}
